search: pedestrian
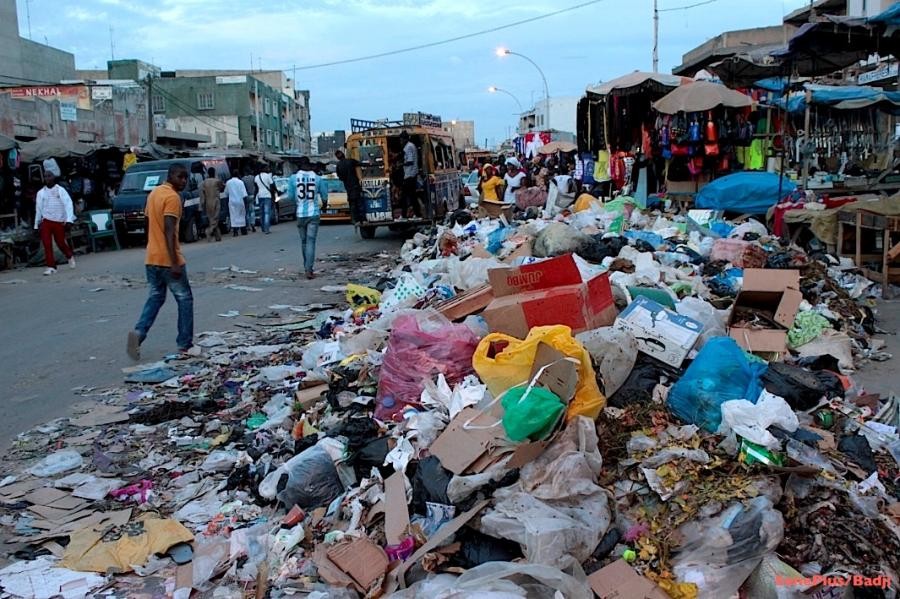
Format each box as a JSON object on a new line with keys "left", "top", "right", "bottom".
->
{"left": 254, "top": 164, "right": 277, "bottom": 234}
{"left": 399, "top": 131, "right": 422, "bottom": 219}
{"left": 201, "top": 167, "right": 223, "bottom": 242}
{"left": 226, "top": 172, "right": 248, "bottom": 236}
{"left": 334, "top": 149, "right": 364, "bottom": 224}
{"left": 126, "top": 163, "right": 194, "bottom": 360}
{"left": 503, "top": 158, "right": 526, "bottom": 204}
{"left": 34, "top": 170, "right": 76, "bottom": 275}
{"left": 290, "top": 157, "right": 328, "bottom": 279}
{"left": 242, "top": 169, "right": 257, "bottom": 233}
{"left": 478, "top": 164, "right": 504, "bottom": 202}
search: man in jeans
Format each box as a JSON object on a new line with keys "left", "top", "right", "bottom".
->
{"left": 290, "top": 157, "right": 328, "bottom": 279}
{"left": 241, "top": 169, "right": 257, "bottom": 233}
{"left": 254, "top": 164, "right": 277, "bottom": 234}
{"left": 127, "top": 163, "right": 194, "bottom": 359}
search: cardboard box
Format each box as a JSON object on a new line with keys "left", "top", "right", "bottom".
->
{"left": 326, "top": 537, "right": 390, "bottom": 592}
{"left": 616, "top": 296, "right": 703, "bottom": 367}
{"left": 587, "top": 559, "right": 669, "bottom": 599}
{"left": 728, "top": 269, "right": 802, "bottom": 355}
{"left": 482, "top": 254, "right": 617, "bottom": 339}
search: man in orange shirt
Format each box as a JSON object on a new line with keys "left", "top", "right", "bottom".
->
{"left": 127, "top": 163, "right": 194, "bottom": 359}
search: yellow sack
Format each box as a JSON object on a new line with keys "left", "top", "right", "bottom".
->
{"left": 574, "top": 193, "right": 598, "bottom": 213}
{"left": 346, "top": 283, "right": 381, "bottom": 312}
{"left": 472, "top": 325, "right": 606, "bottom": 420}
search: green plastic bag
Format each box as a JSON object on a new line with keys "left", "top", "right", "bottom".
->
{"left": 501, "top": 386, "right": 565, "bottom": 442}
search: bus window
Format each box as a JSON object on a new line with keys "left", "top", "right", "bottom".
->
{"left": 358, "top": 143, "right": 384, "bottom": 178}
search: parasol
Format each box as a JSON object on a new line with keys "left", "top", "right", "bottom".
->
{"left": 653, "top": 81, "right": 753, "bottom": 114}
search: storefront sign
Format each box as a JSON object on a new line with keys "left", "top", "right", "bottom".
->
{"left": 858, "top": 63, "right": 898, "bottom": 85}
{"left": 91, "top": 86, "right": 113, "bottom": 100}
{"left": 216, "top": 75, "right": 246, "bottom": 84}
{"left": 59, "top": 102, "right": 77, "bottom": 121}
{"left": 3, "top": 85, "right": 92, "bottom": 109}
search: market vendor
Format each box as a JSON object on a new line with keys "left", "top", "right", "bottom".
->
{"left": 34, "top": 171, "right": 76, "bottom": 275}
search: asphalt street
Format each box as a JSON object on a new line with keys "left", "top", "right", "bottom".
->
{"left": 0, "top": 222, "right": 403, "bottom": 451}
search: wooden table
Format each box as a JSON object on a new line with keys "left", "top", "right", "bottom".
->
{"left": 838, "top": 209, "right": 900, "bottom": 298}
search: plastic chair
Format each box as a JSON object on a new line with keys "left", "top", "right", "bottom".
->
{"left": 85, "top": 209, "right": 121, "bottom": 252}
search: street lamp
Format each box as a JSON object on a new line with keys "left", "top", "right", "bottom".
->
{"left": 487, "top": 86, "right": 524, "bottom": 113}
{"left": 496, "top": 47, "right": 551, "bottom": 133}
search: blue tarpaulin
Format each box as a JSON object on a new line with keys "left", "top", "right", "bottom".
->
{"left": 772, "top": 84, "right": 900, "bottom": 114}
{"left": 695, "top": 172, "right": 796, "bottom": 214}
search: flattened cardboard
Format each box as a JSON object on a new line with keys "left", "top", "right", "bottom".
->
{"left": 616, "top": 296, "right": 703, "bottom": 367}
{"left": 436, "top": 283, "right": 494, "bottom": 321}
{"left": 587, "top": 559, "right": 669, "bottom": 599}
{"left": 326, "top": 537, "right": 389, "bottom": 592}
{"left": 295, "top": 384, "right": 328, "bottom": 410}
{"left": 529, "top": 343, "right": 579, "bottom": 402}
{"left": 728, "top": 268, "right": 802, "bottom": 354}
{"left": 483, "top": 257, "right": 617, "bottom": 338}
{"left": 428, "top": 407, "right": 505, "bottom": 475}
{"left": 384, "top": 472, "right": 410, "bottom": 546}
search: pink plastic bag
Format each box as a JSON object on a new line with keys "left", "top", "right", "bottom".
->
{"left": 375, "top": 310, "right": 479, "bottom": 421}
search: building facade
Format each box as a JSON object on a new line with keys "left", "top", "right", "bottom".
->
{"left": 315, "top": 130, "right": 346, "bottom": 156}
{"left": 0, "top": 0, "right": 76, "bottom": 86}
{"left": 517, "top": 97, "right": 579, "bottom": 136}
{"left": 441, "top": 121, "right": 476, "bottom": 150}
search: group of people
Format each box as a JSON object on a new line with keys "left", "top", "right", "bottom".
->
{"left": 199, "top": 165, "right": 278, "bottom": 242}
{"left": 473, "top": 151, "right": 577, "bottom": 212}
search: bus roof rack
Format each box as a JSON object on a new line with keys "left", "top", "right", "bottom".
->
{"left": 350, "top": 119, "right": 404, "bottom": 133}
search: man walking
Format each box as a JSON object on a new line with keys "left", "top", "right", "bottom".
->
{"left": 334, "top": 149, "right": 364, "bottom": 224}
{"left": 127, "top": 163, "right": 194, "bottom": 360}
{"left": 254, "top": 164, "right": 277, "bottom": 234}
{"left": 34, "top": 171, "right": 76, "bottom": 275}
{"left": 226, "top": 172, "right": 248, "bottom": 236}
{"left": 242, "top": 169, "right": 257, "bottom": 233}
{"left": 399, "top": 131, "right": 421, "bottom": 219}
{"left": 290, "top": 158, "right": 328, "bottom": 279}
{"left": 201, "top": 167, "right": 223, "bottom": 242}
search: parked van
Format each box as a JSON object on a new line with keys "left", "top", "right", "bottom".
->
{"left": 112, "top": 158, "right": 230, "bottom": 243}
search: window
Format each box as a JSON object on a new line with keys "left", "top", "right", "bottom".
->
{"left": 197, "top": 92, "right": 214, "bottom": 110}
{"left": 264, "top": 98, "right": 270, "bottom": 115}
{"left": 151, "top": 94, "right": 165, "bottom": 113}
{"left": 215, "top": 131, "right": 226, "bottom": 146}
{"left": 266, "top": 129, "right": 272, "bottom": 146}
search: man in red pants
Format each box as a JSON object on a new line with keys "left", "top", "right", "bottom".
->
{"left": 34, "top": 171, "right": 76, "bottom": 275}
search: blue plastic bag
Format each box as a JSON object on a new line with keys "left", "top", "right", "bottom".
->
{"left": 486, "top": 226, "right": 509, "bottom": 255}
{"left": 667, "top": 337, "right": 767, "bottom": 432}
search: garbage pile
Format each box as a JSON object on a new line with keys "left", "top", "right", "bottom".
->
{"left": 1, "top": 197, "right": 899, "bottom": 599}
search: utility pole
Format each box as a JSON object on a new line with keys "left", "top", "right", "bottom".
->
{"left": 25, "top": 0, "right": 32, "bottom": 39}
{"left": 146, "top": 74, "right": 155, "bottom": 143}
{"left": 109, "top": 24, "right": 115, "bottom": 60}
{"left": 652, "top": 0, "right": 659, "bottom": 72}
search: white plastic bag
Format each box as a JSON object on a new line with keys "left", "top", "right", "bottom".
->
{"left": 676, "top": 297, "right": 728, "bottom": 350}
{"left": 478, "top": 417, "right": 611, "bottom": 568}
{"left": 27, "top": 450, "right": 83, "bottom": 477}
{"left": 576, "top": 327, "right": 639, "bottom": 396}
{"left": 718, "top": 391, "right": 799, "bottom": 450}
{"left": 446, "top": 256, "right": 504, "bottom": 290}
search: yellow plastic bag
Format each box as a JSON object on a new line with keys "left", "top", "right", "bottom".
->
{"left": 573, "top": 193, "right": 598, "bottom": 213}
{"left": 472, "top": 325, "right": 606, "bottom": 420}
{"left": 346, "top": 284, "right": 381, "bottom": 313}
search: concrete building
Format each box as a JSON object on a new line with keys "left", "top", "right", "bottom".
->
{"left": 441, "top": 120, "right": 476, "bottom": 150}
{"left": 0, "top": 0, "right": 76, "bottom": 86}
{"left": 672, "top": 25, "right": 796, "bottom": 77}
{"left": 315, "top": 131, "right": 346, "bottom": 156}
{"left": 517, "top": 97, "right": 579, "bottom": 136}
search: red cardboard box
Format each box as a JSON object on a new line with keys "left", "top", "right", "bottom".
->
{"left": 482, "top": 254, "right": 617, "bottom": 338}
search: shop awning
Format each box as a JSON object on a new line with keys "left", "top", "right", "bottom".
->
{"left": 586, "top": 72, "right": 689, "bottom": 97}
{"left": 652, "top": 81, "right": 753, "bottom": 114}
{"left": 538, "top": 141, "right": 576, "bottom": 154}
{"left": 771, "top": 84, "right": 900, "bottom": 114}
{"left": 19, "top": 137, "right": 96, "bottom": 162}
{"left": 0, "top": 134, "right": 18, "bottom": 152}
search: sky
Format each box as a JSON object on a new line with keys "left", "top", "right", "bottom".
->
{"left": 17, "top": 0, "right": 808, "bottom": 146}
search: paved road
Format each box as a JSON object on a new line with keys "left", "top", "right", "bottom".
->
{"left": 0, "top": 222, "right": 404, "bottom": 451}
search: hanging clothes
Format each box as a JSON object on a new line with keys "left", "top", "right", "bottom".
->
{"left": 594, "top": 150, "right": 610, "bottom": 183}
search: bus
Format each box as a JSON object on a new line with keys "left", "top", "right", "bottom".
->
{"left": 345, "top": 115, "right": 462, "bottom": 239}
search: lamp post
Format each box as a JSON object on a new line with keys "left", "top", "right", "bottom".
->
{"left": 488, "top": 86, "right": 524, "bottom": 114}
{"left": 496, "top": 48, "right": 551, "bottom": 134}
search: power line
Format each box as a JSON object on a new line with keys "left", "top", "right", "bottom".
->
{"left": 152, "top": 86, "right": 240, "bottom": 133}
{"left": 272, "top": 0, "right": 607, "bottom": 71}
{"left": 658, "top": 0, "right": 719, "bottom": 12}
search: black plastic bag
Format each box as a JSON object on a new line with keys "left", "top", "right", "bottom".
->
{"left": 351, "top": 437, "right": 393, "bottom": 481}
{"left": 410, "top": 456, "right": 452, "bottom": 515}
{"left": 796, "top": 354, "right": 841, "bottom": 372}
{"left": 609, "top": 354, "right": 682, "bottom": 408}
{"left": 274, "top": 445, "right": 344, "bottom": 509}
{"left": 451, "top": 528, "right": 524, "bottom": 568}
{"left": 761, "top": 362, "right": 843, "bottom": 410}
{"left": 576, "top": 235, "right": 627, "bottom": 264}
{"left": 838, "top": 435, "right": 877, "bottom": 474}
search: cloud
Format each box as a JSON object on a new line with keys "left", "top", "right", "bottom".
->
{"left": 65, "top": 7, "right": 108, "bottom": 21}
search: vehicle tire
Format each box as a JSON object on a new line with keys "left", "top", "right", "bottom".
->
{"left": 359, "top": 225, "right": 376, "bottom": 239}
{"left": 184, "top": 216, "right": 199, "bottom": 243}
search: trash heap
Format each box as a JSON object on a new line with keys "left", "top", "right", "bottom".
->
{"left": 1, "top": 197, "right": 899, "bottom": 599}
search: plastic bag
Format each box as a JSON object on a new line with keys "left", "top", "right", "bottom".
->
{"left": 27, "top": 449, "right": 84, "bottom": 477}
{"left": 501, "top": 386, "right": 565, "bottom": 442}
{"left": 376, "top": 311, "right": 479, "bottom": 421}
{"left": 473, "top": 326, "right": 605, "bottom": 421}
{"left": 478, "top": 417, "right": 610, "bottom": 568}
{"left": 718, "top": 391, "right": 799, "bottom": 450}
{"left": 532, "top": 222, "right": 590, "bottom": 258}
{"left": 410, "top": 456, "right": 452, "bottom": 514}
{"left": 446, "top": 256, "right": 504, "bottom": 290}
{"left": 675, "top": 297, "right": 728, "bottom": 350}
{"left": 787, "top": 311, "right": 832, "bottom": 348}
{"left": 301, "top": 340, "right": 345, "bottom": 382}
{"left": 761, "top": 362, "right": 843, "bottom": 410}
{"left": 346, "top": 283, "right": 381, "bottom": 311}
{"left": 667, "top": 337, "right": 767, "bottom": 432}
{"left": 389, "top": 561, "right": 591, "bottom": 599}
{"left": 741, "top": 553, "right": 809, "bottom": 598}
{"left": 672, "top": 496, "right": 784, "bottom": 599}
{"left": 258, "top": 443, "right": 343, "bottom": 509}
{"left": 575, "top": 327, "right": 638, "bottom": 397}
